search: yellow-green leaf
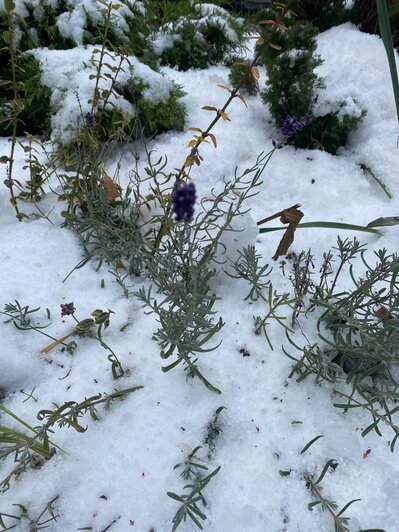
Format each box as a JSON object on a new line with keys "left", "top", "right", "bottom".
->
{"left": 4, "top": 0, "right": 15, "bottom": 13}
{"left": 2, "top": 30, "right": 11, "bottom": 44}
{"left": 259, "top": 19, "right": 275, "bottom": 25}
{"left": 219, "top": 110, "right": 231, "bottom": 122}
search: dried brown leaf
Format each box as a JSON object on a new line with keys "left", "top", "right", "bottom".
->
{"left": 272, "top": 206, "right": 304, "bottom": 260}
{"left": 102, "top": 172, "right": 120, "bottom": 203}
{"left": 208, "top": 133, "right": 217, "bottom": 148}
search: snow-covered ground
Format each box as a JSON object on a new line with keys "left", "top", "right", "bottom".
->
{"left": 0, "top": 23, "right": 398, "bottom": 532}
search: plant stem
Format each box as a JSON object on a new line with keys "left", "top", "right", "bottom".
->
{"left": 6, "top": 10, "right": 23, "bottom": 221}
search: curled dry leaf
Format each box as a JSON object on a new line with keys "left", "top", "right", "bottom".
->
{"left": 102, "top": 172, "right": 121, "bottom": 203}
{"left": 256, "top": 204, "right": 304, "bottom": 261}
{"left": 272, "top": 205, "right": 304, "bottom": 260}
{"left": 208, "top": 133, "right": 217, "bottom": 148}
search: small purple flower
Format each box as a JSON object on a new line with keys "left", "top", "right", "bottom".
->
{"left": 172, "top": 181, "right": 196, "bottom": 223}
{"left": 281, "top": 114, "right": 312, "bottom": 137}
{"left": 85, "top": 112, "right": 94, "bottom": 128}
{"left": 60, "top": 302, "right": 76, "bottom": 317}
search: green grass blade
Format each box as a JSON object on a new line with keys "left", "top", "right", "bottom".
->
{"left": 377, "top": 0, "right": 399, "bottom": 124}
{"left": 259, "top": 222, "right": 381, "bottom": 235}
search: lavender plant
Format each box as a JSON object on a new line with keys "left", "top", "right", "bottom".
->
{"left": 136, "top": 150, "right": 274, "bottom": 394}
{"left": 168, "top": 406, "right": 225, "bottom": 531}
{"left": 283, "top": 238, "right": 399, "bottom": 450}
{"left": 0, "top": 387, "right": 142, "bottom": 491}
{"left": 225, "top": 244, "right": 272, "bottom": 301}
{"left": 1, "top": 301, "right": 124, "bottom": 378}
{"left": 0, "top": 495, "right": 59, "bottom": 531}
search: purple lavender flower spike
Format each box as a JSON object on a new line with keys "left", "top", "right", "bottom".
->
{"left": 172, "top": 181, "right": 197, "bottom": 223}
{"left": 85, "top": 112, "right": 94, "bottom": 128}
{"left": 281, "top": 113, "right": 312, "bottom": 137}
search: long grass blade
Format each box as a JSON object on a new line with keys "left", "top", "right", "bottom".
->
{"left": 377, "top": 0, "right": 399, "bottom": 125}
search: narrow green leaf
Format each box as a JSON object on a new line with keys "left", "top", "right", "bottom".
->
{"left": 336, "top": 498, "right": 361, "bottom": 517}
{"left": 314, "top": 459, "right": 337, "bottom": 485}
{"left": 259, "top": 222, "right": 381, "bottom": 235}
{"left": 167, "top": 492, "right": 185, "bottom": 502}
{"left": 367, "top": 216, "right": 399, "bottom": 227}
{"left": 300, "top": 434, "right": 324, "bottom": 454}
{"left": 377, "top": 0, "right": 399, "bottom": 124}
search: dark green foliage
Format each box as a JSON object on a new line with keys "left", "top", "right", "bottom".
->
{"left": 0, "top": 53, "right": 52, "bottom": 137}
{"left": 228, "top": 59, "right": 259, "bottom": 95}
{"left": 291, "top": 110, "right": 366, "bottom": 154}
{"left": 285, "top": 238, "right": 399, "bottom": 450}
{"left": 287, "top": 0, "right": 352, "bottom": 32}
{"left": 120, "top": 78, "right": 186, "bottom": 136}
{"left": 157, "top": 6, "right": 244, "bottom": 71}
{"left": 259, "top": 11, "right": 365, "bottom": 153}
{"left": 159, "top": 20, "right": 235, "bottom": 70}
{"left": 260, "top": 21, "right": 323, "bottom": 124}
{"left": 14, "top": 0, "right": 75, "bottom": 51}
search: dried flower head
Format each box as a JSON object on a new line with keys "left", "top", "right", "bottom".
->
{"left": 281, "top": 114, "right": 312, "bottom": 137}
{"left": 172, "top": 181, "right": 197, "bottom": 223}
{"left": 60, "top": 302, "right": 76, "bottom": 317}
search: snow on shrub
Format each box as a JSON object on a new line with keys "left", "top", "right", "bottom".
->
{"left": 258, "top": 7, "right": 366, "bottom": 154}
{"left": 152, "top": 1, "right": 245, "bottom": 70}
{"left": 19, "top": 46, "right": 185, "bottom": 144}
{"left": 0, "top": 0, "right": 147, "bottom": 50}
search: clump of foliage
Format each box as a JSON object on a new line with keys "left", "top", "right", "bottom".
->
{"left": 0, "top": 0, "right": 185, "bottom": 148}
{"left": 284, "top": 237, "right": 399, "bottom": 450}
{"left": 0, "top": 53, "right": 52, "bottom": 137}
{"left": 0, "top": 386, "right": 142, "bottom": 491}
{"left": 120, "top": 76, "right": 186, "bottom": 136}
{"left": 168, "top": 406, "right": 225, "bottom": 531}
{"left": 258, "top": 5, "right": 366, "bottom": 153}
{"left": 0, "top": 0, "right": 150, "bottom": 53}
{"left": 154, "top": 2, "right": 245, "bottom": 70}
{"left": 228, "top": 58, "right": 259, "bottom": 95}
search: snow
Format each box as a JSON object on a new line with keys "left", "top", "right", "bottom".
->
{"left": 0, "top": 20, "right": 399, "bottom": 532}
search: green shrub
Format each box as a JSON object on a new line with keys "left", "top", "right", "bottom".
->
{"left": 119, "top": 77, "right": 186, "bottom": 136}
{"left": 293, "top": 109, "right": 367, "bottom": 154}
{"left": 259, "top": 11, "right": 366, "bottom": 153}
{"left": 154, "top": 2, "right": 244, "bottom": 70}
{"left": 228, "top": 59, "right": 259, "bottom": 95}
{"left": 260, "top": 21, "right": 323, "bottom": 124}
{"left": 0, "top": 53, "right": 52, "bottom": 137}
{"left": 0, "top": 0, "right": 154, "bottom": 56}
